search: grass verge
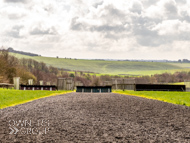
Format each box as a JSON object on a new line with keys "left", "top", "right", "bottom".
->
{"left": 0, "top": 89, "right": 73, "bottom": 109}
{"left": 114, "top": 90, "right": 190, "bottom": 106}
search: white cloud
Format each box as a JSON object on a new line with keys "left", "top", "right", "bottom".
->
{"left": 30, "top": 23, "right": 58, "bottom": 35}
{"left": 145, "top": 0, "right": 178, "bottom": 20}
{"left": 0, "top": 5, "right": 27, "bottom": 19}
{"left": 4, "top": 0, "right": 29, "bottom": 3}
{"left": 129, "top": 0, "right": 144, "bottom": 14}
{"left": 153, "top": 20, "right": 190, "bottom": 35}
{"left": 0, "top": 0, "right": 190, "bottom": 60}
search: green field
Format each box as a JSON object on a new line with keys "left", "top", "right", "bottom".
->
{"left": 0, "top": 89, "right": 73, "bottom": 109}
{"left": 114, "top": 90, "right": 190, "bottom": 106}
{"left": 10, "top": 53, "right": 190, "bottom": 76}
{"left": 170, "top": 82, "right": 185, "bottom": 85}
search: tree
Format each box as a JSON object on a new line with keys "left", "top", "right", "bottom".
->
{"left": 91, "top": 77, "right": 101, "bottom": 86}
{"left": 69, "top": 73, "right": 75, "bottom": 78}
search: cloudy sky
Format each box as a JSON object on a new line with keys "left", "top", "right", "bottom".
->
{"left": 0, "top": 0, "right": 190, "bottom": 60}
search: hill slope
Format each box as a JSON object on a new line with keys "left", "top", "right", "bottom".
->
{"left": 10, "top": 53, "right": 186, "bottom": 75}
{"left": 8, "top": 48, "right": 39, "bottom": 56}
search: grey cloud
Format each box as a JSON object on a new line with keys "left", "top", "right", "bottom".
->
{"left": 123, "top": 14, "right": 166, "bottom": 47}
{"left": 74, "top": 0, "right": 84, "bottom": 5}
{"left": 180, "top": 11, "right": 190, "bottom": 22}
{"left": 70, "top": 1, "right": 190, "bottom": 48}
{"left": 132, "top": 25, "right": 161, "bottom": 46}
{"left": 142, "top": 0, "right": 158, "bottom": 8}
{"left": 72, "top": 16, "right": 127, "bottom": 33}
{"left": 93, "top": 1, "right": 103, "bottom": 8}
{"left": 130, "top": 1, "right": 143, "bottom": 14}
{"left": 4, "top": 0, "right": 28, "bottom": 3}
{"left": 7, "top": 13, "right": 25, "bottom": 19}
{"left": 133, "top": 21, "right": 190, "bottom": 47}
{"left": 6, "top": 25, "right": 24, "bottom": 38}
{"left": 71, "top": 16, "right": 128, "bottom": 39}
{"left": 104, "top": 33, "right": 127, "bottom": 40}
{"left": 70, "top": 17, "right": 86, "bottom": 31}
{"left": 100, "top": 5, "right": 126, "bottom": 23}
{"left": 71, "top": 17, "right": 126, "bottom": 33}
{"left": 71, "top": 4, "right": 127, "bottom": 31}
{"left": 44, "top": 6, "right": 54, "bottom": 13}
{"left": 70, "top": 4, "right": 129, "bottom": 41}
{"left": 43, "top": 3, "right": 59, "bottom": 13}
{"left": 162, "top": 2, "right": 180, "bottom": 20}
{"left": 164, "top": 2, "right": 178, "bottom": 14}
{"left": 130, "top": 16, "right": 170, "bottom": 47}
{"left": 91, "top": 25, "right": 126, "bottom": 33}
{"left": 175, "top": 0, "right": 186, "bottom": 4}
{"left": 30, "top": 27, "right": 58, "bottom": 35}
{"left": 92, "top": 25, "right": 128, "bottom": 40}
{"left": 137, "top": 34, "right": 167, "bottom": 47}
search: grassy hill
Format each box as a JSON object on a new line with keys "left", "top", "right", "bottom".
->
{"left": 10, "top": 53, "right": 190, "bottom": 76}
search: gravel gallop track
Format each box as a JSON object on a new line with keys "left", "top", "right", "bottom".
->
{"left": 1, "top": 92, "right": 190, "bottom": 142}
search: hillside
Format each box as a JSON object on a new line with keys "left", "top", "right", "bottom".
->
{"left": 10, "top": 53, "right": 188, "bottom": 76}
{"left": 8, "top": 47, "right": 39, "bottom": 56}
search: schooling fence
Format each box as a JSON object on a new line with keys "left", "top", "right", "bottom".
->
{"left": 135, "top": 84, "right": 186, "bottom": 91}
{"left": 20, "top": 85, "right": 57, "bottom": 91}
{"left": 76, "top": 86, "right": 112, "bottom": 93}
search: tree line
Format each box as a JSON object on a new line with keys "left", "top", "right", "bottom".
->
{"left": 0, "top": 49, "right": 190, "bottom": 86}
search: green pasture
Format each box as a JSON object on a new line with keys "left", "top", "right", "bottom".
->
{"left": 169, "top": 82, "right": 185, "bottom": 85}
{"left": 0, "top": 89, "right": 73, "bottom": 109}
{"left": 170, "top": 63, "right": 190, "bottom": 68}
{"left": 114, "top": 90, "right": 190, "bottom": 106}
{"left": 10, "top": 53, "right": 190, "bottom": 76}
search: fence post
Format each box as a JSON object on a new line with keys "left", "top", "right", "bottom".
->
{"left": 13, "top": 77, "right": 20, "bottom": 90}
{"left": 46, "top": 82, "right": 51, "bottom": 85}
{"left": 40, "top": 80, "right": 43, "bottom": 85}
{"left": 115, "top": 79, "right": 117, "bottom": 90}
{"left": 28, "top": 79, "right": 33, "bottom": 85}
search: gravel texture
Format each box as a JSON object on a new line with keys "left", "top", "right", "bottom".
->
{"left": 1, "top": 92, "right": 190, "bottom": 142}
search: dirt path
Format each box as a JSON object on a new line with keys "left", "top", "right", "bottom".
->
{"left": 1, "top": 93, "right": 190, "bottom": 142}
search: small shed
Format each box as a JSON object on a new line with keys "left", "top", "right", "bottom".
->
{"left": 76, "top": 86, "right": 112, "bottom": 93}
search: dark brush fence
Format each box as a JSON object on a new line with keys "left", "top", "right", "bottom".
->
{"left": 76, "top": 86, "right": 112, "bottom": 93}
{"left": 20, "top": 85, "right": 57, "bottom": 91}
{"left": 135, "top": 84, "right": 186, "bottom": 91}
